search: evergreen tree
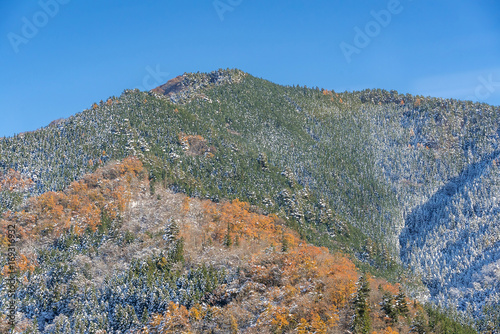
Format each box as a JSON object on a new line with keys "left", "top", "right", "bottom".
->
{"left": 224, "top": 222, "right": 232, "bottom": 247}
{"left": 141, "top": 307, "right": 149, "bottom": 324}
{"left": 352, "top": 275, "right": 371, "bottom": 334}
{"left": 381, "top": 292, "right": 397, "bottom": 324}
{"left": 169, "top": 237, "right": 185, "bottom": 263}
{"left": 395, "top": 288, "right": 409, "bottom": 318}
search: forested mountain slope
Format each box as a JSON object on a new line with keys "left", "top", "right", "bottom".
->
{"left": 0, "top": 69, "right": 499, "bottom": 330}
{"left": 0, "top": 158, "right": 476, "bottom": 333}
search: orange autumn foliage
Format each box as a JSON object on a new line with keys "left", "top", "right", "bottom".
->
{"left": 296, "top": 314, "right": 328, "bottom": 334}
{"left": 0, "top": 157, "right": 145, "bottom": 244}
{"left": 279, "top": 245, "right": 357, "bottom": 321}
{"left": 203, "top": 198, "right": 280, "bottom": 244}
{"left": 373, "top": 327, "right": 399, "bottom": 334}
{"left": 178, "top": 133, "right": 205, "bottom": 147}
{"left": 0, "top": 169, "right": 34, "bottom": 192}
{"left": 1, "top": 253, "right": 35, "bottom": 276}
{"left": 380, "top": 282, "right": 400, "bottom": 295}
{"left": 247, "top": 238, "right": 356, "bottom": 330}
{"left": 148, "top": 302, "right": 192, "bottom": 334}
{"left": 182, "top": 197, "right": 191, "bottom": 214}
{"left": 197, "top": 197, "right": 359, "bottom": 331}
{"left": 258, "top": 305, "right": 290, "bottom": 332}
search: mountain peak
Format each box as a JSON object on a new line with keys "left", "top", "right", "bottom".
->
{"left": 151, "top": 68, "right": 247, "bottom": 103}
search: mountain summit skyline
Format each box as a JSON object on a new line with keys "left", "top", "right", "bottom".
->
{"left": 2, "top": 1, "right": 499, "bottom": 138}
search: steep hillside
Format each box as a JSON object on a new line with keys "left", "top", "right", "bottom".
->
{"left": 0, "top": 158, "right": 476, "bottom": 333}
{"left": 0, "top": 69, "right": 499, "bottom": 330}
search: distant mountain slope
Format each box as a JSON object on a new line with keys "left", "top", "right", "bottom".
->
{"left": 400, "top": 149, "right": 500, "bottom": 320}
{"left": 0, "top": 69, "right": 499, "bottom": 329}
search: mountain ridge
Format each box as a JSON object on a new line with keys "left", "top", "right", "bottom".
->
{"left": 0, "top": 68, "right": 499, "bottom": 331}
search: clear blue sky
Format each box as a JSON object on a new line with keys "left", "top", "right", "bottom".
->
{"left": 1, "top": 0, "right": 499, "bottom": 137}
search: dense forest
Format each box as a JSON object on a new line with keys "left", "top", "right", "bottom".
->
{"left": 0, "top": 69, "right": 499, "bottom": 332}
{"left": 0, "top": 158, "right": 478, "bottom": 333}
